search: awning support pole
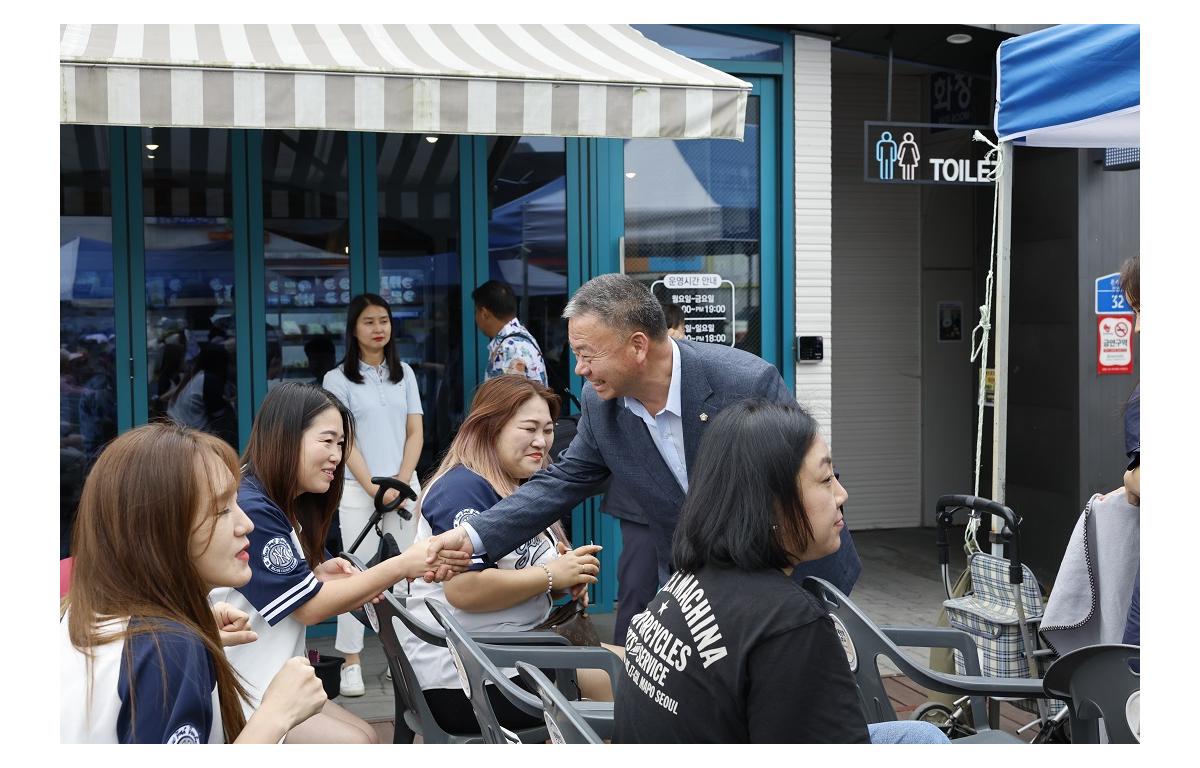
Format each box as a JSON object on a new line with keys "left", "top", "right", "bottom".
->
{"left": 990, "top": 142, "right": 1014, "bottom": 555}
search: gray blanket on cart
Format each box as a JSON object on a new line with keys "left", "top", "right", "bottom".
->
{"left": 1039, "top": 490, "right": 1140, "bottom": 656}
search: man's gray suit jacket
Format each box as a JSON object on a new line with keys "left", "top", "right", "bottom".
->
{"left": 469, "top": 338, "right": 862, "bottom": 593}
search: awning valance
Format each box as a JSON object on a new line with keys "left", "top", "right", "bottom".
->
{"left": 994, "top": 24, "right": 1139, "bottom": 148}
{"left": 60, "top": 24, "right": 750, "bottom": 139}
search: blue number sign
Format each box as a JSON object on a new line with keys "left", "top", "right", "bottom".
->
{"left": 1095, "top": 272, "right": 1135, "bottom": 315}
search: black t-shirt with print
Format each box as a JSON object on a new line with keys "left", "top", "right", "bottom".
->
{"left": 613, "top": 565, "right": 870, "bottom": 744}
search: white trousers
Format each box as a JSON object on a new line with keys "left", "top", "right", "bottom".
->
{"left": 334, "top": 474, "right": 420, "bottom": 655}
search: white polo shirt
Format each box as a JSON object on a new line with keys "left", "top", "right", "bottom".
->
{"left": 323, "top": 360, "right": 423, "bottom": 478}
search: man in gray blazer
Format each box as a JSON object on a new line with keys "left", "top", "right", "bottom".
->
{"left": 424, "top": 274, "right": 861, "bottom": 604}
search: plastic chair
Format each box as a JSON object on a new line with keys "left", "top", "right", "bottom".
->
{"left": 425, "top": 598, "right": 618, "bottom": 743}
{"left": 516, "top": 662, "right": 604, "bottom": 744}
{"left": 1042, "top": 644, "right": 1140, "bottom": 744}
{"left": 802, "top": 577, "right": 1050, "bottom": 744}
{"left": 341, "top": 552, "right": 569, "bottom": 744}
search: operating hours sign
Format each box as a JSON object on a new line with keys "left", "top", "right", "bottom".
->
{"left": 651, "top": 273, "right": 736, "bottom": 347}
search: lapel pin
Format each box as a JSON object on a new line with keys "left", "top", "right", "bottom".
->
{"left": 699, "top": 413, "right": 708, "bottom": 422}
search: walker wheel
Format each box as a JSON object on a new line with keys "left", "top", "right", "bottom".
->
{"left": 912, "top": 702, "right": 971, "bottom": 739}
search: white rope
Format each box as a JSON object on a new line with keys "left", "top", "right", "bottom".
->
{"left": 965, "top": 130, "right": 1004, "bottom": 556}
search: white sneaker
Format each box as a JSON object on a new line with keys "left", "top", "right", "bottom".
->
{"left": 340, "top": 663, "right": 365, "bottom": 697}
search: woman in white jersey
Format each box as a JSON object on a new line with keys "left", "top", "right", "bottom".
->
{"left": 212, "top": 381, "right": 468, "bottom": 743}
{"left": 322, "top": 292, "right": 424, "bottom": 696}
{"left": 401, "top": 374, "right": 614, "bottom": 734}
{"left": 60, "top": 422, "right": 326, "bottom": 743}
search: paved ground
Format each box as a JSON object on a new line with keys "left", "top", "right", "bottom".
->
{"left": 309, "top": 526, "right": 973, "bottom": 725}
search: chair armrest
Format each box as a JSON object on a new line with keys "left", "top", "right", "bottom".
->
{"left": 474, "top": 631, "right": 569, "bottom": 647}
{"left": 936, "top": 672, "right": 1047, "bottom": 698}
{"left": 471, "top": 644, "right": 618, "bottom": 738}
{"left": 479, "top": 644, "right": 623, "bottom": 684}
{"left": 881, "top": 626, "right": 983, "bottom": 676}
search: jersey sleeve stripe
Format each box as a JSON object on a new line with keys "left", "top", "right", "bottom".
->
{"left": 260, "top": 572, "right": 319, "bottom": 624}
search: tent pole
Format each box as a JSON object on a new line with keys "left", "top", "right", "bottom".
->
{"left": 990, "top": 142, "right": 1014, "bottom": 555}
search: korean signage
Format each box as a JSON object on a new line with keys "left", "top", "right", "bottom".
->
{"left": 651, "top": 273, "right": 736, "bottom": 347}
{"left": 1094, "top": 272, "right": 1136, "bottom": 316}
{"left": 1097, "top": 315, "right": 1135, "bottom": 375}
{"left": 930, "top": 73, "right": 973, "bottom": 125}
{"left": 863, "top": 122, "right": 995, "bottom": 185}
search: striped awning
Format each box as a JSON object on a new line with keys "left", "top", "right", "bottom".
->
{"left": 60, "top": 24, "right": 750, "bottom": 140}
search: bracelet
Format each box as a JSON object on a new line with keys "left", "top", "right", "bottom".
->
{"left": 539, "top": 564, "right": 553, "bottom": 595}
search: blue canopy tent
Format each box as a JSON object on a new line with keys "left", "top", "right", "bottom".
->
{"left": 981, "top": 24, "right": 1139, "bottom": 518}
{"left": 995, "top": 24, "right": 1139, "bottom": 148}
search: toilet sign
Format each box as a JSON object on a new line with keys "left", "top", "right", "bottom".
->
{"left": 1097, "top": 315, "right": 1135, "bottom": 375}
{"left": 863, "top": 122, "right": 994, "bottom": 185}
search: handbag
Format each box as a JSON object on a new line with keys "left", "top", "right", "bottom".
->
{"left": 533, "top": 598, "right": 602, "bottom": 647}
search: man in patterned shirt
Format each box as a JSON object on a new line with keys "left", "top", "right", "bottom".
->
{"left": 471, "top": 280, "right": 548, "bottom": 385}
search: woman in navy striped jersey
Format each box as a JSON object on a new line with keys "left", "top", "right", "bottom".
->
{"left": 60, "top": 422, "right": 327, "bottom": 743}
{"left": 212, "top": 382, "right": 470, "bottom": 743}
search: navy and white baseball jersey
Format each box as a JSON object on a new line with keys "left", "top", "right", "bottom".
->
{"left": 401, "top": 465, "right": 557, "bottom": 690}
{"left": 210, "top": 474, "right": 323, "bottom": 717}
{"left": 61, "top": 613, "right": 223, "bottom": 743}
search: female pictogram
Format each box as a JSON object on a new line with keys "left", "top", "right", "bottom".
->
{"left": 898, "top": 132, "right": 921, "bottom": 180}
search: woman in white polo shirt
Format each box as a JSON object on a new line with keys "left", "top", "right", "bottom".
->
{"left": 322, "top": 292, "right": 424, "bottom": 696}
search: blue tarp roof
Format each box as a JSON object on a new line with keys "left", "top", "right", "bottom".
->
{"left": 995, "top": 24, "right": 1139, "bottom": 148}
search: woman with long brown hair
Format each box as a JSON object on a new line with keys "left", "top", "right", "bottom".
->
{"left": 211, "top": 381, "right": 468, "bottom": 743}
{"left": 60, "top": 422, "right": 327, "bottom": 743}
{"left": 400, "top": 374, "right": 609, "bottom": 735}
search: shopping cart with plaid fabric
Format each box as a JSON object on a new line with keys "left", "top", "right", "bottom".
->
{"left": 916, "top": 495, "right": 1068, "bottom": 742}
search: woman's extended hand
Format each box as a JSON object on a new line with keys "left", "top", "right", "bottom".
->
{"left": 547, "top": 544, "right": 602, "bottom": 589}
{"left": 212, "top": 601, "right": 257, "bottom": 647}
{"left": 313, "top": 557, "right": 356, "bottom": 583}
{"left": 400, "top": 540, "right": 472, "bottom": 582}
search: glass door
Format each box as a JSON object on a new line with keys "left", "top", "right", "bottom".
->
{"left": 60, "top": 126, "right": 121, "bottom": 556}
{"left": 259, "top": 131, "right": 352, "bottom": 393}
{"left": 485, "top": 136, "right": 570, "bottom": 394}
{"left": 373, "top": 132, "right": 462, "bottom": 474}
{"left": 622, "top": 78, "right": 779, "bottom": 365}
{"left": 141, "top": 128, "right": 240, "bottom": 447}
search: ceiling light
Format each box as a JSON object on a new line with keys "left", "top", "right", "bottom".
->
{"left": 625, "top": 171, "right": 637, "bottom": 179}
{"left": 146, "top": 144, "right": 159, "bottom": 151}
{"left": 344, "top": 246, "right": 350, "bottom": 254}
{"left": 425, "top": 136, "right": 439, "bottom": 143}
{"left": 946, "top": 33, "right": 972, "bottom": 45}
{"left": 147, "top": 154, "right": 155, "bottom": 159}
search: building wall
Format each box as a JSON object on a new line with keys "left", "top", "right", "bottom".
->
{"left": 1005, "top": 146, "right": 1081, "bottom": 580}
{"left": 918, "top": 113, "right": 986, "bottom": 526}
{"left": 830, "top": 58, "right": 923, "bottom": 529}
{"left": 1075, "top": 156, "right": 1140, "bottom": 524}
{"left": 793, "top": 35, "right": 833, "bottom": 442}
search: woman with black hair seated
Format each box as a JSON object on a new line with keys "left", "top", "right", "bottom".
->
{"left": 613, "top": 400, "right": 947, "bottom": 744}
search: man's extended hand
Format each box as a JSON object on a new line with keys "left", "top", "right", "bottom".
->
{"left": 423, "top": 527, "right": 475, "bottom": 582}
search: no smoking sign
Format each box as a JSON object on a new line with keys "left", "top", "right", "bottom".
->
{"left": 1097, "top": 314, "right": 1135, "bottom": 375}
